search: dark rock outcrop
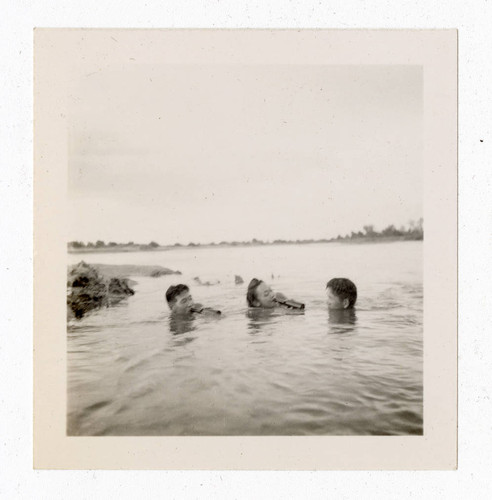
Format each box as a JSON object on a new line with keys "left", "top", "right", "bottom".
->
{"left": 108, "top": 277, "right": 135, "bottom": 296}
{"left": 235, "top": 275, "right": 244, "bottom": 285}
{"left": 67, "top": 261, "right": 135, "bottom": 319}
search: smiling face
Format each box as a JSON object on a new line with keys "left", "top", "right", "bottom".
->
{"left": 326, "top": 287, "right": 349, "bottom": 310}
{"left": 170, "top": 290, "right": 194, "bottom": 316}
{"left": 254, "top": 282, "right": 276, "bottom": 308}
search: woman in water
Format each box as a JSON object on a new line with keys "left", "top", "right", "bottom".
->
{"left": 246, "top": 278, "right": 305, "bottom": 310}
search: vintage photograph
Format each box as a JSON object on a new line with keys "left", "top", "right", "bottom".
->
{"left": 66, "top": 60, "right": 423, "bottom": 435}
{"left": 34, "top": 28, "right": 457, "bottom": 469}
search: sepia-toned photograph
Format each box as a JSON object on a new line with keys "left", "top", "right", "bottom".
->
{"left": 34, "top": 29, "right": 456, "bottom": 469}
{"left": 66, "top": 62, "right": 423, "bottom": 437}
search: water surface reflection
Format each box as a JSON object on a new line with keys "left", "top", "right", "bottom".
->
{"left": 169, "top": 316, "right": 196, "bottom": 339}
{"left": 327, "top": 308, "right": 358, "bottom": 334}
{"left": 246, "top": 308, "right": 277, "bottom": 334}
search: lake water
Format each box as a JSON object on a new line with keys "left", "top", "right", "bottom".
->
{"left": 67, "top": 241, "right": 423, "bottom": 435}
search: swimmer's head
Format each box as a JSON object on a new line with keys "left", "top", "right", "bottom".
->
{"left": 326, "top": 278, "right": 357, "bottom": 309}
{"left": 166, "top": 284, "right": 193, "bottom": 316}
{"left": 247, "top": 278, "right": 276, "bottom": 308}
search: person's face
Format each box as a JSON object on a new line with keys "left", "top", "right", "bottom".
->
{"left": 326, "top": 287, "right": 349, "bottom": 310}
{"left": 171, "top": 291, "right": 193, "bottom": 316}
{"left": 254, "top": 282, "right": 276, "bottom": 308}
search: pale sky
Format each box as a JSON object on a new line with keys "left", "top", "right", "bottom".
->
{"left": 68, "top": 64, "right": 422, "bottom": 245}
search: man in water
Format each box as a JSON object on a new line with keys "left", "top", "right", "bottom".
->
{"left": 326, "top": 278, "right": 357, "bottom": 309}
{"left": 166, "top": 284, "right": 193, "bottom": 316}
{"left": 166, "top": 284, "right": 221, "bottom": 317}
{"left": 246, "top": 278, "right": 304, "bottom": 310}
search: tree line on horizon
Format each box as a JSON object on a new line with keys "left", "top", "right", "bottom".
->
{"left": 67, "top": 240, "right": 160, "bottom": 249}
{"left": 334, "top": 218, "right": 423, "bottom": 242}
{"left": 68, "top": 219, "right": 423, "bottom": 250}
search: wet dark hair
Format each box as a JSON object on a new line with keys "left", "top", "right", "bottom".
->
{"left": 246, "top": 278, "right": 263, "bottom": 307}
{"left": 326, "top": 278, "right": 357, "bottom": 308}
{"left": 165, "top": 284, "right": 190, "bottom": 305}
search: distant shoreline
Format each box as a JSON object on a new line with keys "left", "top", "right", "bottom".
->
{"left": 68, "top": 237, "right": 422, "bottom": 254}
{"left": 68, "top": 246, "right": 170, "bottom": 254}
